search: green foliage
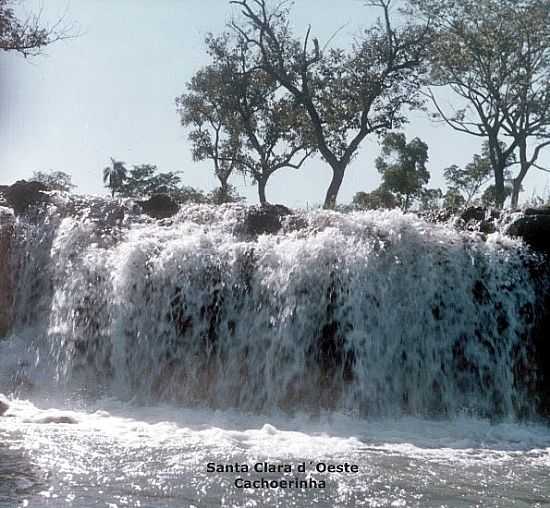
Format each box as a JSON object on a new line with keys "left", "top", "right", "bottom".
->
{"left": 171, "top": 186, "right": 208, "bottom": 205}
{"left": 442, "top": 188, "right": 466, "bottom": 209}
{"left": 418, "top": 188, "right": 443, "bottom": 211}
{"left": 30, "top": 170, "right": 75, "bottom": 192}
{"left": 102, "top": 158, "right": 127, "bottom": 198}
{"left": 481, "top": 185, "right": 513, "bottom": 207}
{"left": 118, "top": 164, "right": 183, "bottom": 199}
{"left": 230, "top": 0, "right": 431, "bottom": 208}
{"left": 375, "top": 132, "right": 430, "bottom": 211}
{"left": 178, "top": 32, "right": 313, "bottom": 205}
{"left": 443, "top": 142, "right": 514, "bottom": 206}
{"left": 410, "top": 0, "right": 550, "bottom": 208}
{"left": 0, "top": 0, "right": 71, "bottom": 57}
{"left": 176, "top": 59, "right": 242, "bottom": 191}
{"left": 352, "top": 188, "right": 399, "bottom": 210}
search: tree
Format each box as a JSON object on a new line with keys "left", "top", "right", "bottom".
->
{"left": 352, "top": 188, "right": 399, "bottom": 210}
{"left": 0, "top": 0, "right": 73, "bottom": 57}
{"left": 481, "top": 184, "right": 513, "bottom": 208}
{"left": 443, "top": 142, "right": 515, "bottom": 207}
{"left": 172, "top": 185, "right": 208, "bottom": 205}
{"left": 410, "top": 0, "right": 550, "bottom": 208}
{"left": 443, "top": 145, "right": 492, "bottom": 207}
{"left": 442, "top": 188, "right": 465, "bottom": 209}
{"left": 178, "top": 33, "right": 313, "bottom": 205}
{"left": 176, "top": 64, "right": 243, "bottom": 196}
{"left": 375, "top": 132, "right": 430, "bottom": 211}
{"left": 30, "top": 170, "right": 75, "bottom": 192}
{"left": 497, "top": 1, "right": 550, "bottom": 207}
{"left": 418, "top": 187, "right": 442, "bottom": 210}
{"left": 117, "top": 164, "right": 183, "bottom": 199}
{"left": 102, "top": 158, "right": 127, "bottom": 197}
{"left": 230, "top": 0, "right": 431, "bottom": 208}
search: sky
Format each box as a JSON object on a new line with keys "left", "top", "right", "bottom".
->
{"left": 1, "top": 0, "right": 549, "bottom": 208}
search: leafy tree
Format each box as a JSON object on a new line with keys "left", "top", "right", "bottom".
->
{"left": 352, "top": 188, "right": 399, "bottom": 210}
{"left": 481, "top": 185, "right": 513, "bottom": 208}
{"left": 178, "top": 33, "right": 313, "bottom": 205}
{"left": 118, "top": 164, "right": 183, "bottom": 199}
{"left": 230, "top": 0, "right": 431, "bottom": 208}
{"left": 103, "top": 158, "right": 127, "bottom": 197}
{"left": 30, "top": 170, "right": 75, "bottom": 192}
{"left": 171, "top": 185, "right": 208, "bottom": 205}
{"left": 376, "top": 133, "right": 430, "bottom": 211}
{"left": 442, "top": 188, "right": 466, "bottom": 209}
{"left": 443, "top": 142, "right": 515, "bottom": 207}
{"left": 0, "top": 0, "right": 73, "bottom": 57}
{"left": 176, "top": 64, "right": 242, "bottom": 196}
{"left": 410, "top": 0, "right": 550, "bottom": 208}
{"left": 418, "top": 187, "right": 442, "bottom": 210}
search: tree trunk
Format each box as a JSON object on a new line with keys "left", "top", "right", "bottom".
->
{"left": 258, "top": 177, "right": 268, "bottom": 206}
{"left": 511, "top": 180, "right": 522, "bottom": 209}
{"left": 511, "top": 138, "right": 529, "bottom": 209}
{"left": 403, "top": 193, "right": 411, "bottom": 212}
{"left": 494, "top": 169, "right": 505, "bottom": 209}
{"left": 219, "top": 177, "right": 229, "bottom": 200}
{"left": 486, "top": 135, "right": 506, "bottom": 209}
{"left": 323, "top": 165, "right": 346, "bottom": 209}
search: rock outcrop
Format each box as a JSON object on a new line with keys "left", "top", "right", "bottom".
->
{"left": 239, "top": 204, "right": 293, "bottom": 236}
{"left": 507, "top": 209, "right": 550, "bottom": 253}
{"left": 0, "top": 394, "right": 9, "bottom": 416}
{"left": 137, "top": 193, "right": 179, "bottom": 219}
{"left": 2, "top": 180, "right": 50, "bottom": 215}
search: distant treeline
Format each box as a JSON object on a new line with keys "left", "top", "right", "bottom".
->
{"left": 174, "top": 0, "right": 550, "bottom": 210}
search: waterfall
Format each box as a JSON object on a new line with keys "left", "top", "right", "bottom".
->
{"left": 3, "top": 198, "right": 543, "bottom": 419}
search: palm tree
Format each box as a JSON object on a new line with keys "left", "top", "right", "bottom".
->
{"left": 103, "top": 158, "right": 127, "bottom": 197}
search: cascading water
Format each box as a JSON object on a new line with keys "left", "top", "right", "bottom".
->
{"left": 3, "top": 198, "right": 541, "bottom": 418}
{"left": 2, "top": 197, "right": 550, "bottom": 508}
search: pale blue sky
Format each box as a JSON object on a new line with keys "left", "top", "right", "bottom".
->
{"left": 1, "top": 0, "right": 549, "bottom": 207}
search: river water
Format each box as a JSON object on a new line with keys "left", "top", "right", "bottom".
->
{"left": 0, "top": 201, "right": 549, "bottom": 506}
{"left": 1, "top": 399, "right": 550, "bottom": 507}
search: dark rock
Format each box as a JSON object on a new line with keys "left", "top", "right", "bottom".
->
{"left": 418, "top": 208, "right": 456, "bottom": 224}
{"left": 461, "top": 206, "right": 486, "bottom": 223}
{"left": 472, "top": 280, "right": 490, "bottom": 305}
{"left": 488, "top": 208, "right": 501, "bottom": 220}
{"left": 507, "top": 214, "right": 550, "bottom": 253}
{"left": 241, "top": 204, "right": 293, "bottom": 236}
{"left": 0, "top": 394, "right": 9, "bottom": 416}
{"left": 479, "top": 219, "right": 497, "bottom": 234}
{"left": 137, "top": 193, "right": 179, "bottom": 219}
{"left": 33, "top": 414, "right": 78, "bottom": 424}
{"left": 3, "top": 180, "right": 50, "bottom": 215}
{"left": 0, "top": 185, "right": 8, "bottom": 206}
{"left": 524, "top": 207, "right": 550, "bottom": 216}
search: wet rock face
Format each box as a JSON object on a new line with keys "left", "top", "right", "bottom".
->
{"left": 2, "top": 180, "right": 50, "bottom": 215}
{"left": 0, "top": 207, "right": 15, "bottom": 337}
{"left": 461, "top": 206, "right": 486, "bottom": 223}
{"left": 0, "top": 394, "right": 9, "bottom": 416}
{"left": 507, "top": 209, "right": 550, "bottom": 253}
{"left": 137, "top": 193, "right": 179, "bottom": 219}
